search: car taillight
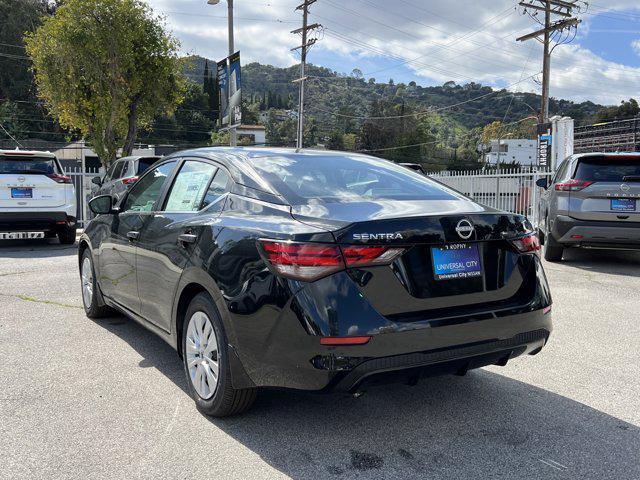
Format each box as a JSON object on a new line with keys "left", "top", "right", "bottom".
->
{"left": 342, "top": 245, "right": 405, "bottom": 267}
{"left": 259, "top": 240, "right": 405, "bottom": 281}
{"left": 511, "top": 233, "right": 541, "bottom": 253}
{"left": 122, "top": 176, "right": 138, "bottom": 185}
{"left": 555, "top": 179, "right": 593, "bottom": 191}
{"left": 260, "top": 241, "right": 344, "bottom": 281}
{"left": 47, "top": 173, "right": 72, "bottom": 184}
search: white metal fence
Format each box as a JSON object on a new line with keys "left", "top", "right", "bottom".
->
{"left": 64, "top": 167, "right": 100, "bottom": 227}
{"left": 428, "top": 168, "right": 554, "bottom": 228}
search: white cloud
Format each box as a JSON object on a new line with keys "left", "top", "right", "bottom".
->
{"left": 147, "top": 0, "right": 640, "bottom": 105}
{"left": 632, "top": 39, "right": 640, "bottom": 56}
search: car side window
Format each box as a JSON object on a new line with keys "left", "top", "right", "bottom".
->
{"left": 112, "top": 161, "right": 125, "bottom": 180}
{"left": 120, "top": 161, "right": 130, "bottom": 178}
{"left": 121, "top": 161, "right": 178, "bottom": 212}
{"left": 201, "top": 169, "right": 231, "bottom": 210}
{"left": 164, "top": 161, "right": 218, "bottom": 212}
{"left": 103, "top": 162, "right": 118, "bottom": 182}
{"left": 552, "top": 159, "right": 570, "bottom": 184}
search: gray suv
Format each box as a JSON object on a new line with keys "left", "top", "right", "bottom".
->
{"left": 91, "top": 156, "right": 159, "bottom": 201}
{"left": 537, "top": 152, "right": 640, "bottom": 261}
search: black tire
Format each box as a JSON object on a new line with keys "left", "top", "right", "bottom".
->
{"left": 80, "top": 249, "right": 113, "bottom": 318}
{"left": 543, "top": 218, "right": 564, "bottom": 262}
{"left": 182, "top": 292, "right": 257, "bottom": 417}
{"left": 58, "top": 226, "right": 77, "bottom": 245}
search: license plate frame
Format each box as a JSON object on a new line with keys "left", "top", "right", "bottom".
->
{"left": 431, "top": 243, "right": 482, "bottom": 281}
{"left": 0, "top": 231, "right": 45, "bottom": 240}
{"left": 610, "top": 199, "right": 636, "bottom": 212}
{"left": 11, "top": 187, "right": 33, "bottom": 199}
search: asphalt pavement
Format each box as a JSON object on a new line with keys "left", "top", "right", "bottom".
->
{"left": 0, "top": 240, "right": 638, "bottom": 480}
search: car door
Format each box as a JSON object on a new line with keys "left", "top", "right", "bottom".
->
{"left": 135, "top": 159, "right": 231, "bottom": 331}
{"left": 98, "top": 160, "right": 178, "bottom": 314}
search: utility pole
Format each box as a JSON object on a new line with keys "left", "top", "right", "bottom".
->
{"left": 292, "top": 0, "right": 321, "bottom": 150}
{"left": 517, "top": 0, "right": 581, "bottom": 123}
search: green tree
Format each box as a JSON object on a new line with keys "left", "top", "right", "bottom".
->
{"left": 325, "top": 130, "right": 345, "bottom": 150}
{"left": 596, "top": 98, "right": 639, "bottom": 123}
{"left": 25, "top": 0, "right": 185, "bottom": 166}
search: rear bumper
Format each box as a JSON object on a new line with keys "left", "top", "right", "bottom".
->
{"left": 233, "top": 307, "right": 552, "bottom": 392}
{"left": 553, "top": 215, "right": 640, "bottom": 249}
{"left": 330, "top": 328, "right": 549, "bottom": 393}
{"left": 0, "top": 211, "right": 77, "bottom": 233}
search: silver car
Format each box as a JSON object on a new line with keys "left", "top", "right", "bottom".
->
{"left": 537, "top": 152, "right": 640, "bottom": 261}
{"left": 91, "top": 155, "right": 159, "bottom": 201}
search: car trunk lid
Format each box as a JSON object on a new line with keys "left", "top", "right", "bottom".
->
{"left": 292, "top": 202, "right": 537, "bottom": 321}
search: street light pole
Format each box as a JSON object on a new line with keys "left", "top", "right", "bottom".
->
{"left": 208, "top": 0, "right": 237, "bottom": 147}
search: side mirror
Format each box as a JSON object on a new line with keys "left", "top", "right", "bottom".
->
{"left": 88, "top": 195, "right": 116, "bottom": 215}
{"left": 91, "top": 176, "right": 103, "bottom": 186}
{"left": 535, "top": 178, "right": 549, "bottom": 189}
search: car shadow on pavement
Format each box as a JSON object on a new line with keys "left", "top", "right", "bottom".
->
{"left": 0, "top": 239, "right": 78, "bottom": 258}
{"left": 90, "top": 312, "right": 639, "bottom": 480}
{"left": 556, "top": 247, "right": 640, "bottom": 277}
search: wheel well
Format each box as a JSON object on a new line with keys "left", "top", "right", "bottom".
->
{"left": 78, "top": 240, "right": 90, "bottom": 268}
{"left": 175, "top": 283, "right": 208, "bottom": 358}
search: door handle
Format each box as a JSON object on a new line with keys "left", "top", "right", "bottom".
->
{"left": 178, "top": 233, "right": 198, "bottom": 245}
{"left": 127, "top": 231, "right": 140, "bottom": 241}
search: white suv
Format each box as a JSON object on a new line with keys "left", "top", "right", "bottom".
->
{"left": 0, "top": 150, "right": 77, "bottom": 244}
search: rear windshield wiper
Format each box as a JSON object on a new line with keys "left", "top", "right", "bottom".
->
{"left": 622, "top": 175, "right": 640, "bottom": 182}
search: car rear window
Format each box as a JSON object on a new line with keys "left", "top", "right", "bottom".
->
{"left": 575, "top": 156, "right": 640, "bottom": 182}
{"left": 0, "top": 156, "right": 61, "bottom": 174}
{"left": 137, "top": 157, "right": 157, "bottom": 175}
{"left": 249, "top": 154, "right": 458, "bottom": 204}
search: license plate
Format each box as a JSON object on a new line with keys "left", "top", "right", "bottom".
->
{"left": 11, "top": 187, "right": 33, "bottom": 199}
{"left": 611, "top": 199, "right": 636, "bottom": 211}
{"left": 0, "top": 232, "right": 45, "bottom": 240}
{"left": 431, "top": 243, "right": 482, "bottom": 281}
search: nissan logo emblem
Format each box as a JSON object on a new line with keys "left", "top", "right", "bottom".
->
{"left": 621, "top": 184, "right": 630, "bottom": 192}
{"left": 17, "top": 176, "right": 25, "bottom": 183}
{"left": 455, "top": 219, "right": 474, "bottom": 240}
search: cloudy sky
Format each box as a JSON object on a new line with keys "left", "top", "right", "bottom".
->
{"left": 147, "top": 0, "right": 640, "bottom": 106}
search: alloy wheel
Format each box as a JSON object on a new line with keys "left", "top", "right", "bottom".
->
{"left": 81, "top": 257, "right": 94, "bottom": 308}
{"left": 185, "top": 311, "right": 219, "bottom": 400}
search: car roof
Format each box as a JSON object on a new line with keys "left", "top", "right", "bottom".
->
{"left": 572, "top": 152, "right": 640, "bottom": 160}
{"left": 116, "top": 155, "right": 161, "bottom": 162}
{"left": 163, "top": 147, "right": 379, "bottom": 196}
{"left": 0, "top": 149, "right": 57, "bottom": 158}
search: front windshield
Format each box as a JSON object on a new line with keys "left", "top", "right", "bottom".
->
{"left": 249, "top": 154, "right": 458, "bottom": 204}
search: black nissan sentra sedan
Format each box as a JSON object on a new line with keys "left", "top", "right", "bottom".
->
{"left": 79, "top": 148, "right": 552, "bottom": 416}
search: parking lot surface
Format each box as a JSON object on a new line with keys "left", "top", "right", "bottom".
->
{"left": 1, "top": 241, "right": 639, "bottom": 480}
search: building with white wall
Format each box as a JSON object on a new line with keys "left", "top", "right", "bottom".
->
{"left": 484, "top": 139, "right": 537, "bottom": 166}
